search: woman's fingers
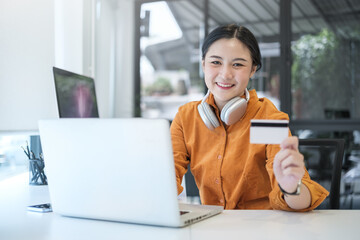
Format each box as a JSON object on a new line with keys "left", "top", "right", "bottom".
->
{"left": 274, "top": 145, "right": 305, "bottom": 188}
{"left": 280, "top": 136, "right": 299, "bottom": 150}
{"left": 280, "top": 153, "right": 304, "bottom": 170}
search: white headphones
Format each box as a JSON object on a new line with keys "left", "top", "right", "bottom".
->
{"left": 197, "top": 88, "right": 250, "bottom": 130}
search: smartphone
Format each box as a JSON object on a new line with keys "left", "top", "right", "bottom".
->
{"left": 27, "top": 203, "right": 52, "bottom": 213}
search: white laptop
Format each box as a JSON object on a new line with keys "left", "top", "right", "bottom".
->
{"left": 38, "top": 118, "right": 223, "bottom": 227}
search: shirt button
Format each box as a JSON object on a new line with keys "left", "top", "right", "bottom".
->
{"left": 219, "top": 199, "right": 224, "bottom": 204}
{"left": 215, "top": 178, "right": 220, "bottom": 184}
{"left": 217, "top": 155, "right": 222, "bottom": 160}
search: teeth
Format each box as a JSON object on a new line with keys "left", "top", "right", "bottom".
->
{"left": 217, "top": 82, "right": 233, "bottom": 87}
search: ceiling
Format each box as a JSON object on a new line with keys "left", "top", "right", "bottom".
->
{"left": 142, "top": 0, "right": 360, "bottom": 71}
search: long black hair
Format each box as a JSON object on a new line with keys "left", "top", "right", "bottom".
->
{"left": 202, "top": 24, "right": 262, "bottom": 72}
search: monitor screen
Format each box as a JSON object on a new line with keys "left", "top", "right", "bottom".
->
{"left": 53, "top": 67, "right": 99, "bottom": 118}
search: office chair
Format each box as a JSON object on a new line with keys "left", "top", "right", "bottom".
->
{"left": 299, "top": 138, "right": 345, "bottom": 209}
{"left": 185, "top": 138, "right": 345, "bottom": 209}
{"left": 184, "top": 167, "right": 199, "bottom": 196}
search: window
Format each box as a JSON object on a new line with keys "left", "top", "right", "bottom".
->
{"left": 135, "top": 0, "right": 360, "bottom": 208}
{"left": 0, "top": 135, "right": 30, "bottom": 181}
{"left": 291, "top": 0, "right": 360, "bottom": 120}
{"left": 139, "top": 1, "right": 204, "bottom": 120}
{"left": 208, "top": 0, "right": 281, "bottom": 110}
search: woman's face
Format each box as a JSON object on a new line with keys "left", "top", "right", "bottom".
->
{"left": 202, "top": 38, "right": 256, "bottom": 110}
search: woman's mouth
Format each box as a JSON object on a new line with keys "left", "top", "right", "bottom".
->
{"left": 216, "top": 82, "right": 234, "bottom": 89}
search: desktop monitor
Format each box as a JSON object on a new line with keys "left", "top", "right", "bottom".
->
{"left": 53, "top": 67, "right": 99, "bottom": 118}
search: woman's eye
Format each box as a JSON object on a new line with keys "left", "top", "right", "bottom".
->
{"left": 233, "top": 63, "right": 244, "bottom": 67}
{"left": 211, "top": 61, "right": 221, "bottom": 65}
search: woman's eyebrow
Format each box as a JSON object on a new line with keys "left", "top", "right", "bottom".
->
{"left": 208, "top": 55, "right": 222, "bottom": 59}
{"left": 233, "top": 57, "right": 248, "bottom": 62}
{"left": 208, "top": 55, "right": 248, "bottom": 62}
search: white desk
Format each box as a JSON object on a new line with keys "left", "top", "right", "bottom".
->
{"left": 1, "top": 173, "right": 360, "bottom": 240}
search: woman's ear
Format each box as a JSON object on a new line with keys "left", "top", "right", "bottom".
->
{"left": 201, "top": 60, "right": 205, "bottom": 71}
{"left": 249, "top": 65, "right": 257, "bottom": 78}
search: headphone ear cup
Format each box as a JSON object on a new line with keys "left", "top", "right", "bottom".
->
{"left": 198, "top": 102, "right": 220, "bottom": 130}
{"left": 220, "top": 97, "right": 247, "bottom": 125}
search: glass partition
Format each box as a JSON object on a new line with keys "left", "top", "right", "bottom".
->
{"left": 140, "top": 1, "right": 204, "bottom": 120}
{"left": 139, "top": 0, "right": 283, "bottom": 119}
{"left": 291, "top": 0, "right": 360, "bottom": 120}
{"left": 135, "top": 0, "right": 360, "bottom": 208}
{"left": 209, "top": 0, "right": 281, "bottom": 110}
{"left": 0, "top": 134, "right": 30, "bottom": 181}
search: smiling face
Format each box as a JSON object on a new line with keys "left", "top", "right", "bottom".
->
{"left": 202, "top": 38, "right": 256, "bottom": 110}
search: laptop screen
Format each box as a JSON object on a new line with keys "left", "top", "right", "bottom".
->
{"left": 53, "top": 67, "right": 99, "bottom": 118}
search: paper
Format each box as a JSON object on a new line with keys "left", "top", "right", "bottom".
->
{"left": 250, "top": 119, "right": 289, "bottom": 144}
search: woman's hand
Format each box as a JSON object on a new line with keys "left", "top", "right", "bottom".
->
{"left": 273, "top": 136, "right": 305, "bottom": 193}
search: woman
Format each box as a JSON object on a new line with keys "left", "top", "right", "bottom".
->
{"left": 170, "top": 24, "right": 328, "bottom": 211}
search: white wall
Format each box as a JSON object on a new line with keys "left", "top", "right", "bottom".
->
{"left": 55, "top": 0, "right": 135, "bottom": 119}
{"left": 0, "top": 0, "right": 56, "bottom": 131}
{"left": 0, "top": 0, "right": 135, "bottom": 131}
{"left": 114, "top": 0, "right": 135, "bottom": 117}
{"left": 95, "top": 0, "right": 116, "bottom": 118}
{"left": 54, "top": 0, "right": 84, "bottom": 74}
{"left": 95, "top": 0, "right": 135, "bottom": 118}
{"left": 54, "top": 0, "right": 96, "bottom": 77}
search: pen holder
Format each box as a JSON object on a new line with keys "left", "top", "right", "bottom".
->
{"left": 23, "top": 135, "right": 47, "bottom": 185}
{"left": 29, "top": 158, "right": 47, "bottom": 185}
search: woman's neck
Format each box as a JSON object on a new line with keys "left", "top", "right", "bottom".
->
{"left": 214, "top": 99, "right": 227, "bottom": 112}
{"left": 214, "top": 91, "right": 247, "bottom": 112}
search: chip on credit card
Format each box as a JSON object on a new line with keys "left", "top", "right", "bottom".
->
{"left": 250, "top": 119, "right": 289, "bottom": 144}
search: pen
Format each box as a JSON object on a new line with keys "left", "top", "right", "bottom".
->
{"left": 21, "top": 146, "right": 30, "bottom": 159}
{"left": 26, "top": 141, "right": 30, "bottom": 156}
{"left": 30, "top": 151, "right": 36, "bottom": 160}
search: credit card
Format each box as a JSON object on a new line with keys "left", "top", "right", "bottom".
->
{"left": 250, "top": 119, "right": 289, "bottom": 144}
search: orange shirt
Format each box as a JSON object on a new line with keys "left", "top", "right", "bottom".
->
{"left": 170, "top": 89, "right": 329, "bottom": 211}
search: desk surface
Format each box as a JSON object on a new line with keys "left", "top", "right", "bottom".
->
{"left": 1, "top": 173, "right": 360, "bottom": 240}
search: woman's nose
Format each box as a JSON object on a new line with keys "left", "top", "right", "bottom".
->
{"left": 220, "top": 65, "right": 233, "bottom": 80}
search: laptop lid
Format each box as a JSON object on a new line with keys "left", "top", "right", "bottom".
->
{"left": 52, "top": 67, "right": 99, "bottom": 118}
{"left": 39, "top": 118, "right": 185, "bottom": 227}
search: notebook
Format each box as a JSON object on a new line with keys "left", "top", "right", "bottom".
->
{"left": 53, "top": 67, "right": 99, "bottom": 118}
{"left": 38, "top": 118, "right": 223, "bottom": 227}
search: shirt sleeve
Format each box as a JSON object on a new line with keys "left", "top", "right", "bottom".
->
{"left": 170, "top": 110, "right": 190, "bottom": 195}
{"left": 265, "top": 144, "right": 329, "bottom": 211}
